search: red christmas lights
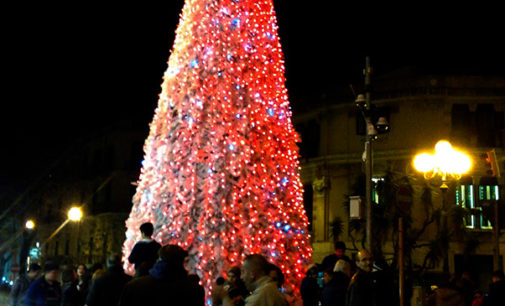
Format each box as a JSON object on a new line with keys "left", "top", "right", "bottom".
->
{"left": 122, "top": 0, "right": 312, "bottom": 299}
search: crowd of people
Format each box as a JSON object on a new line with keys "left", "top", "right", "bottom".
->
{"left": 7, "top": 223, "right": 504, "bottom": 306}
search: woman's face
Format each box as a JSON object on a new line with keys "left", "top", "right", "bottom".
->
{"left": 77, "top": 265, "right": 86, "bottom": 277}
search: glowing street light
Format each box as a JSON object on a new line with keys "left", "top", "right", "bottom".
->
{"left": 67, "top": 207, "right": 83, "bottom": 222}
{"left": 25, "top": 220, "right": 35, "bottom": 230}
{"left": 413, "top": 140, "right": 472, "bottom": 189}
{"left": 413, "top": 140, "right": 472, "bottom": 273}
{"left": 44, "top": 206, "right": 84, "bottom": 246}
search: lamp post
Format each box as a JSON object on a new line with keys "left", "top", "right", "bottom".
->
{"left": 355, "top": 57, "right": 390, "bottom": 252}
{"left": 19, "top": 219, "right": 36, "bottom": 274}
{"left": 413, "top": 140, "right": 471, "bottom": 272}
{"left": 43, "top": 206, "right": 83, "bottom": 248}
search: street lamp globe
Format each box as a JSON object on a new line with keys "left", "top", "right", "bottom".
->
{"left": 413, "top": 140, "right": 472, "bottom": 183}
{"left": 413, "top": 153, "right": 434, "bottom": 173}
{"left": 68, "top": 207, "right": 83, "bottom": 222}
{"left": 25, "top": 220, "right": 35, "bottom": 230}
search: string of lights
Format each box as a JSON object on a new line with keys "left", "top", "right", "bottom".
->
{"left": 122, "top": 0, "right": 312, "bottom": 299}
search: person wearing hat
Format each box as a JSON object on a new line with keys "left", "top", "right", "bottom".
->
{"left": 8, "top": 263, "right": 41, "bottom": 306}
{"left": 321, "top": 241, "right": 352, "bottom": 272}
{"left": 25, "top": 261, "right": 61, "bottom": 306}
{"left": 119, "top": 244, "right": 204, "bottom": 306}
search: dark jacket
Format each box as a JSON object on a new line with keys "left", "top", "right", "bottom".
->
{"left": 119, "top": 260, "right": 204, "bottom": 306}
{"left": 483, "top": 280, "right": 505, "bottom": 306}
{"left": 85, "top": 265, "right": 132, "bottom": 306}
{"left": 300, "top": 276, "right": 320, "bottom": 306}
{"left": 24, "top": 276, "right": 61, "bottom": 306}
{"left": 62, "top": 278, "right": 89, "bottom": 306}
{"left": 9, "top": 274, "right": 31, "bottom": 306}
{"left": 321, "top": 272, "right": 349, "bottom": 306}
{"left": 346, "top": 269, "right": 374, "bottom": 306}
{"left": 128, "top": 240, "right": 161, "bottom": 276}
{"left": 425, "top": 287, "right": 465, "bottom": 306}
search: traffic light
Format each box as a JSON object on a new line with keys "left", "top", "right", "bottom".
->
{"left": 482, "top": 149, "right": 500, "bottom": 177}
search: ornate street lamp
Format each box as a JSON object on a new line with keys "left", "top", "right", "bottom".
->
{"left": 413, "top": 140, "right": 472, "bottom": 273}
{"left": 413, "top": 140, "right": 472, "bottom": 189}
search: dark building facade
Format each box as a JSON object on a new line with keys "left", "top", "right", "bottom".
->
{"left": 21, "top": 120, "right": 147, "bottom": 267}
{"left": 295, "top": 71, "right": 505, "bottom": 293}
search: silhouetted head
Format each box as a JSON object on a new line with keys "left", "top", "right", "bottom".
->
{"left": 158, "top": 244, "right": 188, "bottom": 266}
{"left": 43, "top": 262, "right": 60, "bottom": 283}
{"left": 267, "top": 263, "right": 284, "bottom": 288}
{"left": 227, "top": 266, "right": 241, "bottom": 285}
{"left": 334, "top": 241, "right": 346, "bottom": 257}
{"left": 107, "top": 253, "right": 122, "bottom": 268}
{"left": 241, "top": 254, "right": 269, "bottom": 291}
{"left": 27, "top": 263, "right": 42, "bottom": 280}
{"left": 140, "top": 222, "right": 154, "bottom": 237}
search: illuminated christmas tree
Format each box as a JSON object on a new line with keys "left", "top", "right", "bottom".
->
{"left": 123, "top": 0, "right": 312, "bottom": 298}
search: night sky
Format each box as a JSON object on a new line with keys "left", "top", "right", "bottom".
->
{"left": 1, "top": 1, "right": 503, "bottom": 185}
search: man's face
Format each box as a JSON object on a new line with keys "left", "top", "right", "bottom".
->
{"left": 45, "top": 269, "right": 59, "bottom": 282}
{"left": 241, "top": 261, "right": 255, "bottom": 291}
{"left": 356, "top": 252, "right": 373, "bottom": 272}
{"left": 335, "top": 249, "right": 344, "bottom": 258}
{"left": 28, "top": 270, "right": 41, "bottom": 280}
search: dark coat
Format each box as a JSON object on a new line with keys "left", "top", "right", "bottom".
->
{"left": 483, "top": 280, "right": 505, "bottom": 306}
{"left": 24, "top": 276, "right": 61, "bottom": 306}
{"left": 128, "top": 240, "right": 161, "bottom": 276}
{"left": 346, "top": 269, "right": 374, "bottom": 306}
{"left": 300, "top": 276, "right": 320, "bottom": 306}
{"left": 9, "top": 274, "right": 31, "bottom": 306}
{"left": 321, "top": 272, "right": 349, "bottom": 306}
{"left": 85, "top": 265, "right": 132, "bottom": 306}
{"left": 119, "top": 260, "right": 204, "bottom": 306}
{"left": 62, "top": 278, "right": 90, "bottom": 306}
{"left": 425, "top": 287, "right": 465, "bottom": 306}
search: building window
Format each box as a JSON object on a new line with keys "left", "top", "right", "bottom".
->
{"left": 455, "top": 184, "right": 475, "bottom": 228}
{"left": 372, "top": 177, "right": 384, "bottom": 204}
{"left": 456, "top": 182, "right": 499, "bottom": 230}
{"left": 478, "top": 184, "right": 499, "bottom": 230}
{"left": 451, "top": 104, "right": 472, "bottom": 146}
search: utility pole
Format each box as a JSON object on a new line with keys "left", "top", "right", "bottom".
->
{"left": 399, "top": 217, "right": 405, "bottom": 306}
{"left": 494, "top": 199, "right": 501, "bottom": 270}
{"left": 364, "top": 56, "right": 373, "bottom": 252}
{"left": 356, "top": 57, "right": 389, "bottom": 252}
